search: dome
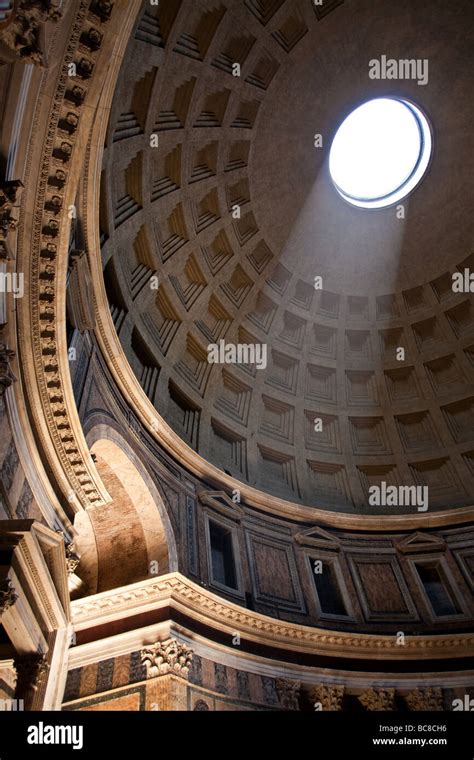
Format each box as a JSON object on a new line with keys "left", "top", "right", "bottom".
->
{"left": 100, "top": 0, "right": 474, "bottom": 513}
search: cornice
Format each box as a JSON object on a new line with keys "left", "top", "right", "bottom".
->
{"left": 15, "top": 0, "right": 141, "bottom": 511}
{"left": 71, "top": 572, "right": 474, "bottom": 662}
{"left": 0, "top": 521, "right": 70, "bottom": 630}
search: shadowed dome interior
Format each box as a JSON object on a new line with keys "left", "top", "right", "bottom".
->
{"left": 99, "top": 0, "right": 474, "bottom": 513}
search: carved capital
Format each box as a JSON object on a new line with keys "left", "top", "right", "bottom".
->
{"left": 275, "top": 678, "right": 301, "bottom": 711}
{"left": 358, "top": 688, "right": 395, "bottom": 711}
{"left": 0, "top": 344, "right": 17, "bottom": 396}
{"left": 0, "top": 180, "right": 23, "bottom": 211}
{"left": 0, "top": 1, "right": 62, "bottom": 66}
{"left": 89, "top": 0, "right": 114, "bottom": 22}
{"left": 141, "top": 638, "right": 193, "bottom": 680}
{"left": 65, "top": 542, "right": 80, "bottom": 575}
{"left": 0, "top": 659, "right": 17, "bottom": 694}
{"left": 56, "top": 530, "right": 80, "bottom": 575}
{"left": 0, "top": 579, "right": 18, "bottom": 613}
{"left": 309, "top": 684, "right": 345, "bottom": 711}
{"left": 0, "top": 210, "right": 18, "bottom": 240}
{"left": 405, "top": 688, "right": 443, "bottom": 711}
{"left": 15, "top": 653, "right": 48, "bottom": 692}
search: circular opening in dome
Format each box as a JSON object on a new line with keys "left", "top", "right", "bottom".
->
{"left": 329, "top": 97, "right": 432, "bottom": 209}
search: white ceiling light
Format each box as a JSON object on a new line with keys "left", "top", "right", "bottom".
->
{"left": 329, "top": 97, "right": 432, "bottom": 209}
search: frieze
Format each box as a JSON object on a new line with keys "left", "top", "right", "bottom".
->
{"left": 71, "top": 573, "right": 474, "bottom": 659}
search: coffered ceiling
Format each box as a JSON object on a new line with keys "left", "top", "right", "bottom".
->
{"left": 99, "top": 0, "right": 474, "bottom": 512}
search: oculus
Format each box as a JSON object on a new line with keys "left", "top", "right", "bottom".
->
{"left": 329, "top": 97, "right": 432, "bottom": 209}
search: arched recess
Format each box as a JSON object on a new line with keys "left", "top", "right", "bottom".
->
{"left": 72, "top": 424, "right": 177, "bottom": 596}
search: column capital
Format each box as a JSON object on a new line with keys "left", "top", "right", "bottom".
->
{"left": 0, "top": 579, "right": 17, "bottom": 614}
{"left": 309, "top": 684, "right": 345, "bottom": 711}
{"left": 141, "top": 638, "right": 193, "bottom": 680}
{"left": 358, "top": 688, "right": 396, "bottom": 711}
{"left": 275, "top": 678, "right": 301, "bottom": 710}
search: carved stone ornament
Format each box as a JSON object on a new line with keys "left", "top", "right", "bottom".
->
{"left": 0, "top": 210, "right": 18, "bottom": 240}
{"left": 358, "top": 688, "right": 396, "bottom": 711}
{"left": 0, "top": 578, "right": 18, "bottom": 613}
{"left": 141, "top": 638, "right": 193, "bottom": 680}
{"left": 65, "top": 542, "right": 80, "bottom": 575}
{"left": 0, "top": 1, "right": 62, "bottom": 66}
{"left": 0, "top": 180, "right": 23, "bottom": 211}
{"left": 56, "top": 530, "right": 80, "bottom": 574}
{"left": 405, "top": 688, "right": 443, "bottom": 711}
{"left": 0, "top": 180, "right": 21, "bottom": 243}
{"left": 89, "top": 0, "right": 114, "bottom": 21}
{"left": 193, "top": 699, "right": 210, "bottom": 711}
{"left": 309, "top": 684, "right": 345, "bottom": 711}
{"left": 275, "top": 678, "right": 301, "bottom": 710}
{"left": 15, "top": 653, "right": 49, "bottom": 692}
{"left": 0, "top": 344, "right": 17, "bottom": 396}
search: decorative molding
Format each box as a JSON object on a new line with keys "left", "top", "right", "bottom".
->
{"left": 294, "top": 526, "right": 341, "bottom": 551}
{"left": 140, "top": 638, "right": 193, "bottom": 680}
{"left": 198, "top": 490, "right": 244, "bottom": 520}
{"left": 245, "top": 529, "right": 306, "bottom": 613}
{"left": 396, "top": 532, "right": 446, "bottom": 554}
{"left": 71, "top": 572, "right": 474, "bottom": 661}
{"left": 0, "top": 523, "right": 70, "bottom": 629}
{"left": 14, "top": 0, "right": 135, "bottom": 513}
